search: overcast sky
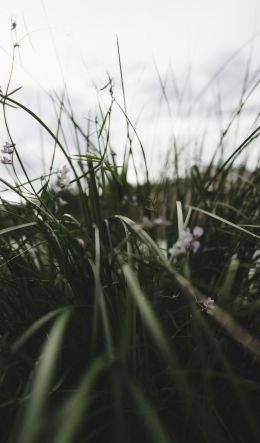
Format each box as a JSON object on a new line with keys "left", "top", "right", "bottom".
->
{"left": 0, "top": 0, "right": 260, "bottom": 193}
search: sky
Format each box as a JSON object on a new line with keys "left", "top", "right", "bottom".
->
{"left": 0, "top": 0, "right": 260, "bottom": 196}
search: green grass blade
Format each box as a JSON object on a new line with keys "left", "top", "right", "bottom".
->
{"left": 176, "top": 201, "right": 184, "bottom": 237}
{"left": 51, "top": 355, "right": 109, "bottom": 443}
{"left": 218, "top": 255, "right": 240, "bottom": 305}
{"left": 0, "top": 222, "right": 36, "bottom": 236}
{"left": 16, "top": 310, "right": 71, "bottom": 443}
{"left": 11, "top": 308, "right": 71, "bottom": 353}
{"left": 128, "top": 380, "right": 173, "bottom": 443}
{"left": 188, "top": 205, "right": 260, "bottom": 239}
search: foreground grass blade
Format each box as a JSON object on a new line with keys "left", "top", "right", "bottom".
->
{"left": 122, "top": 262, "right": 174, "bottom": 364}
{"left": 176, "top": 201, "right": 184, "bottom": 237}
{"left": 218, "top": 255, "right": 240, "bottom": 305}
{"left": 0, "top": 222, "right": 36, "bottom": 236}
{"left": 15, "top": 310, "right": 71, "bottom": 443}
{"left": 188, "top": 205, "right": 260, "bottom": 239}
{"left": 51, "top": 355, "right": 110, "bottom": 443}
{"left": 11, "top": 308, "right": 71, "bottom": 353}
{"left": 121, "top": 260, "right": 191, "bottom": 407}
{"left": 128, "top": 380, "right": 173, "bottom": 443}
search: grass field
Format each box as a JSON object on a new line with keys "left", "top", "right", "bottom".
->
{"left": 0, "top": 50, "right": 260, "bottom": 442}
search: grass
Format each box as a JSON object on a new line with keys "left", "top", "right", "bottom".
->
{"left": 0, "top": 45, "right": 260, "bottom": 443}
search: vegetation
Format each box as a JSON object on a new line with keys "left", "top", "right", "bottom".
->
{"left": 0, "top": 48, "right": 260, "bottom": 443}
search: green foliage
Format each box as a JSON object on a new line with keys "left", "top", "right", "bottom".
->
{"left": 0, "top": 72, "right": 260, "bottom": 443}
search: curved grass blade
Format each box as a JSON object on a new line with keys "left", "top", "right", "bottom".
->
{"left": 121, "top": 262, "right": 174, "bottom": 365}
{"left": 121, "top": 260, "right": 191, "bottom": 410}
{"left": 128, "top": 380, "right": 173, "bottom": 443}
{"left": 11, "top": 307, "right": 71, "bottom": 353}
{"left": 51, "top": 355, "right": 110, "bottom": 443}
{"left": 188, "top": 205, "right": 260, "bottom": 240}
{"left": 15, "top": 310, "right": 71, "bottom": 443}
{"left": 0, "top": 222, "right": 36, "bottom": 237}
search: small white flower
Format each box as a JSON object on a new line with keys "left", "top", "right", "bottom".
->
{"left": 1, "top": 155, "right": 12, "bottom": 164}
{"left": 182, "top": 229, "right": 193, "bottom": 246}
{"left": 58, "top": 164, "right": 70, "bottom": 179}
{"left": 169, "top": 240, "right": 186, "bottom": 257}
{"left": 202, "top": 297, "right": 215, "bottom": 315}
{"left": 55, "top": 164, "right": 71, "bottom": 189}
{"left": 191, "top": 240, "right": 200, "bottom": 252}
{"left": 168, "top": 225, "right": 204, "bottom": 257}
{"left": 2, "top": 142, "right": 14, "bottom": 154}
{"left": 59, "top": 176, "right": 71, "bottom": 188}
{"left": 193, "top": 226, "right": 204, "bottom": 238}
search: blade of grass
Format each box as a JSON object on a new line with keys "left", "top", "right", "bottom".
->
{"left": 51, "top": 355, "right": 110, "bottom": 443}
{"left": 16, "top": 310, "right": 71, "bottom": 443}
{"left": 128, "top": 380, "right": 173, "bottom": 443}
{"left": 188, "top": 205, "right": 260, "bottom": 240}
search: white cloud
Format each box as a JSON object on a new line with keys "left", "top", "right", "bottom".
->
{"left": 0, "top": 0, "right": 259, "bottom": 194}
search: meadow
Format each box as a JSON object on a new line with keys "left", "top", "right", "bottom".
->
{"left": 0, "top": 53, "right": 260, "bottom": 443}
